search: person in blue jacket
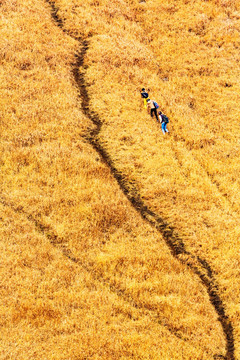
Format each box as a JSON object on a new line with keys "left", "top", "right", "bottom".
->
{"left": 159, "top": 111, "right": 169, "bottom": 134}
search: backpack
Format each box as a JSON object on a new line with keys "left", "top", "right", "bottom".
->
{"left": 161, "top": 114, "right": 169, "bottom": 123}
{"left": 153, "top": 101, "right": 159, "bottom": 109}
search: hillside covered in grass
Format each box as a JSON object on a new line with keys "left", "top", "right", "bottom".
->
{"left": 0, "top": 0, "right": 239, "bottom": 359}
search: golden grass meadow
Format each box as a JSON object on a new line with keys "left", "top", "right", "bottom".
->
{"left": 0, "top": 0, "right": 239, "bottom": 359}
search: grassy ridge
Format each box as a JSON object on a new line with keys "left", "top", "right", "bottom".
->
{"left": 0, "top": 0, "right": 239, "bottom": 359}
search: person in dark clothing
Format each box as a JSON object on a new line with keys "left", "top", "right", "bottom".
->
{"left": 159, "top": 111, "right": 169, "bottom": 134}
{"left": 141, "top": 88, "right": 149, "bottom": 109}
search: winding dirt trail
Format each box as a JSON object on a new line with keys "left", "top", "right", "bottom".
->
{"left": 74, "top": 37, "right": 235, "bottom": 360}
{"left": 44, "top": 1, "right": 235, "bottom": 359}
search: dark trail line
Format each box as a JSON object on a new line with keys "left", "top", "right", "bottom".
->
{"left": 45, "top": 2, "right": 235, "bottom": 359}
{"left": 0, "top": 195, "right": 194, "bottom": 343}
{"left": 74, "top": 39, "right": 234, "bottom": 360}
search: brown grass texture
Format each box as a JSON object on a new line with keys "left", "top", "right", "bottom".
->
{"left": 0, "top": 0, "right": 239, "bottom": 359}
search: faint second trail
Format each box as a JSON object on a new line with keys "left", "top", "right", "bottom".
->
{"left": 46, "top": 1, "right": 235, "bottom": 359}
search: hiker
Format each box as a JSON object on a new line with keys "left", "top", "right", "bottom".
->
{"left": 140, "top": 88, "right": 149, "bottom": 109}
{"left": 147, "top": 98, "right": 160, "bottom": 122}
{"left": 159, "top": 111, "right": 169, "bottom": 134}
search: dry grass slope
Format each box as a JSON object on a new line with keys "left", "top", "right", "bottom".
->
{"left": 51, "top": 0, "right": 240, "bottom": 356}
{"left": 0, "top": 0, "right": 239, "bottom": 359}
